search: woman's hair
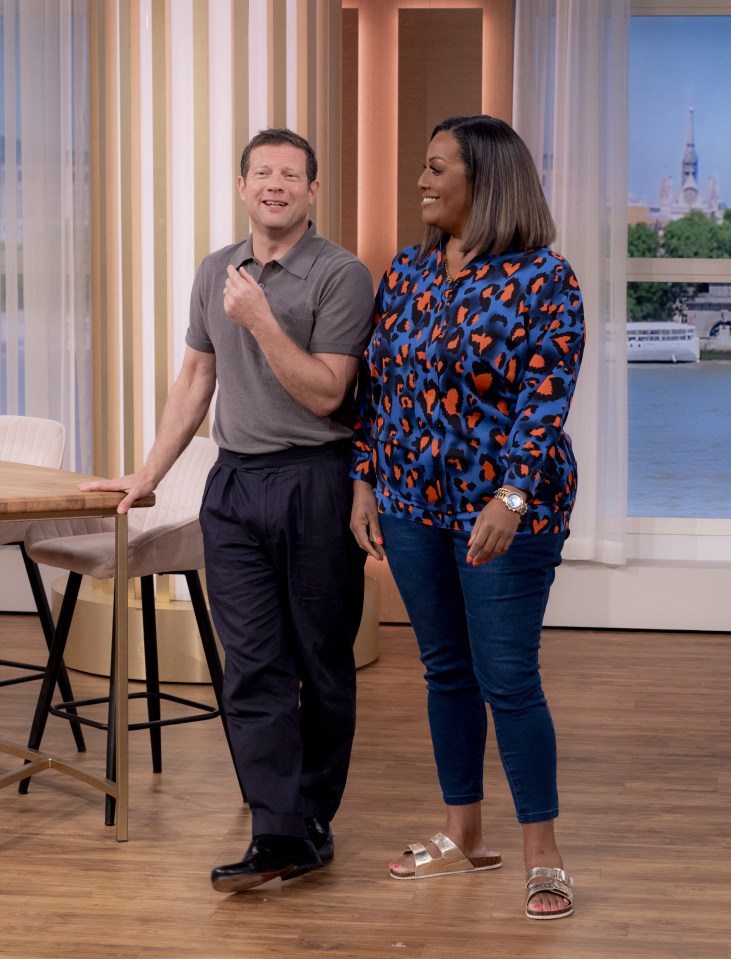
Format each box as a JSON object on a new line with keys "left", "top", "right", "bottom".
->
{"left": 240, "top": 128, "right": 318, "bottom": 185}
{"left": 417, "top": 114, "right": 556, "bottom": 261}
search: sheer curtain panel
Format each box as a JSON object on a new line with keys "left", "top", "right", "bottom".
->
{"left": 513, "top": 0, "right": 629, "bottom": 564}
{"left": 0, "top": 0, "right": 91, "bottom": 472}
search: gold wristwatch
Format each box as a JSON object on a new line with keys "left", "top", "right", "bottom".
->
{"left": 493, "top": 487, "right": 528, "bottom": 516}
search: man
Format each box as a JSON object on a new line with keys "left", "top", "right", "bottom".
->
{"left": 82, "top": 129, "right": 374, "bottom": 892}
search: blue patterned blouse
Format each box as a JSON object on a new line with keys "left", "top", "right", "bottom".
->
{"left": 351, "top": 242, "right": 585, "bottom": 534}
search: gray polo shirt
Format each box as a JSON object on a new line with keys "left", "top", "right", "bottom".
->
{"left": 186, "top": 222, "right": 374, "bottom": 454}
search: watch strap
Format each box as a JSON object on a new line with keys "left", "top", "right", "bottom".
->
{"left": 493, "top": 487, "right": 528, "bottom": 516}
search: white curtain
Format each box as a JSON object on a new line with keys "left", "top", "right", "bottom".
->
{"left": 0, "top": 0, "right": 91, "bottom": 472}
{"left": 513, "top": 0, "right": 629, "bottom": 564}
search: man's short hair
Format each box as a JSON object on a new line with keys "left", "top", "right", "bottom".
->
{"left": 240, "top": 129, "right": 318, "bottom": 185}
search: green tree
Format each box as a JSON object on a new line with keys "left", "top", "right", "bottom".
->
{"left": 717, "top": 210, "right": 731, "bottom": 257}
{"left": 628, "top": 222, "right": 660, "bottom": 258}
{"left": 662, "top": 210, "right": 724, "bottom": 258}
{"left": 627, "top": 281, "right": 676, "bottom": 323}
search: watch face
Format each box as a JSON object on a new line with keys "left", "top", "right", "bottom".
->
{"left": 506, "top": 493, "right": 523, "bottom": 510}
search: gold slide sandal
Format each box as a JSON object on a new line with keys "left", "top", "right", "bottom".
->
{"left": 389, "top": 832, "right": 502, "bottom": 880}
{"left": 525, "top": 866, "right": 574, "bottom": 919}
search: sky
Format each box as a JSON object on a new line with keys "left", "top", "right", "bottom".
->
{"left": 630, "top": 16, "right": 731, "bottom": 206}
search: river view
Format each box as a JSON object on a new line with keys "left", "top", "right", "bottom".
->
{"left": 628, "top": 360, "right": 731, "bottom": 517}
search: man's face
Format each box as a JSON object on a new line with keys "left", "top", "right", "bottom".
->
{"left": 238, "top": 144, "right": 318, "bottom": 242}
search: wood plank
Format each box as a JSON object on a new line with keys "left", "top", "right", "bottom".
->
{"left": 0, "top": 460, "right": 155, "bottom": 517}
{"left": 1, "top": 615, "right": 731, "bottom": 958}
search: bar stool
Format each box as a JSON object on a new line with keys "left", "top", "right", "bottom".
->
{"left": 0, "top": 414, "right": 85, "bottom": 752}
{"left": 21, "top": 437, "right": 238, "bottom": 824}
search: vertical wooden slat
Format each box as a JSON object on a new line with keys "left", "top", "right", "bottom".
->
{"left": 340, "top": 7, "right": 358, "bottom": 255}
{"left": 88, "top": 0, "right": 107, "bottom": 475}
{"left": 129, "top": 0, "right": 144, "bottom": 467}
{"left": 118, "top": 1, "right": 134, "bottom": 474}
{"left": 192, "top": 0, "right": 210, "bottom": 437}
{"left": 268, "top": 0, "right": 287, "bottom": 128}
{"left": 103, "top": 0, "right": 122, "bottom": 476}
{"left": 193, "top": 0, "right": 210, "bottom": 269}
{"left": 152, "top": 0, "right": 169, "bottom": 422}
{"left": 314, "top": 0, "right": 341, "bottom": 242}
{"left": 233, "top": 0, "right": 249, "bottom": 241}
{"left": 295, "top": 0, "right": 311, "bottom": 135}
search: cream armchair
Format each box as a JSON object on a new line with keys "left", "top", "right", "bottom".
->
{"left": 0, "top": 415, "right": 85, "bottom": 751}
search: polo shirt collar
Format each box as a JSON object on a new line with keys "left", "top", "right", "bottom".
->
{"left": 236, "top": 221, "right": 324, "bottom": 279}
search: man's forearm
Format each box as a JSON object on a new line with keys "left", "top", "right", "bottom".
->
{"left": 251, "top": 316, "right": 353, "bottom": 416}
{"left": 141, "top": 362, "right": 215, "bottom": 484}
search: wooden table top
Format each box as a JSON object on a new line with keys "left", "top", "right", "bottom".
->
{"left": 0, "top": 460, "right": 155, "bottom": 520}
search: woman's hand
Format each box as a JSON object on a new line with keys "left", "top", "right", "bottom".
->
{"left": 350, "top": 480, "right": 385, "bottom": 560}
{"left": 466, "top": 499, "right": 522, "bottom": 565}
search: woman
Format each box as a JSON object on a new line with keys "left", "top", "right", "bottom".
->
{"left": 350, "top": 115, "right": 584, "bottom": 920}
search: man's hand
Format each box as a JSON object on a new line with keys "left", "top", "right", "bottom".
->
{"left": 223, "top": 265, "right": 275, "bottom": 335}
{"left": 79, "top": 471, "right": 156, "bottom": 515}
{"left": 222, "top": 264, "right": 360, "bottom": 417}
{"left": 350, "top": 480, "right": 385, "bottom": 560}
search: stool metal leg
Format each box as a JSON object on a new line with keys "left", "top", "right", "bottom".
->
{"left": 19, "top": 572, "right": 83, "bottom": 794}
{"left": 20, "top": 547, "right": 87, "bottom": 752}
{"left": 104, "top": 616, "right": 117, "bottom": 827}
{"left": 140, "top": 575, "right": 162, "bottom": 774}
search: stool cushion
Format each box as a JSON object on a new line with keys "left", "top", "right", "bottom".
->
{"left": 24, "top": 516, "right": 205, "bottom": 580}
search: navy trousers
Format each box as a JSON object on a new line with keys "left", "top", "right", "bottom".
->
{"left": 200, "top": 442, "right": 364, "bottom": 837}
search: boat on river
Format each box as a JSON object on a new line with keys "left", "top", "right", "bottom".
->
{"left": 627, "top": 321, "right": 700, "bottom": 363}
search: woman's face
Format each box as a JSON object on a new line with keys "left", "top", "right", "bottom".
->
{"left": 418, "top": 131, "right": 472, "bottom": 239}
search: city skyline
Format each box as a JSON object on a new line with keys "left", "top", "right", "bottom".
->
{"left": 630, "top": 16, "right": 731, "bottom": 208}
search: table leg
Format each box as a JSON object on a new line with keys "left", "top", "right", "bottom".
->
{"left": 114, "top": 511, "right": 129, "bottom": 842}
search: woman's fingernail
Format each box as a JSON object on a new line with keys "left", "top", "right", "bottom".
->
{"left": 376, "top": 537, "right": 383, "bottom": 544}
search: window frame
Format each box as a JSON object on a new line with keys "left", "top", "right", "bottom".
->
{"left": 627, "top": 2, "right": 731, "bottom": 563}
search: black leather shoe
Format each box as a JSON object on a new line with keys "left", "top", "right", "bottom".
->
{"left": 211, "top": 834, "right": 321, "bottom": 893}
{"left": 306, "top": 818, "right": 334, "bottom": 866}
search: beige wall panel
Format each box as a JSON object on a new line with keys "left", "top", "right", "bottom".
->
{"left": 268, "top": 0, "right": 287, "bottom": 127}
{"left": 340, "top": 8, "right": 358, "bottom": 255}
{"left": 89, "top": 2, "right": 109, "bottom": 476}
{"left": 315, "top": 0, "right": 342, "bottom": 241}
{"left": 103, "top": 0, "right": 122, "bottom": 476}
{"left": 483, "top": 0, "right": 513, "bottom": 120}
{"left": 130, "top": 1, "right": 144, "bottom": 468}
{"left": 118, "top": 2, "right": 135, "bottom": 473}
{"left": 397, "top": 9, "right": 483, "bottom": 252}
{"left": 153, "top": 0, "right": 169, "bottom": 424}
{"left": 233, "top": 0, "right": 250, "bottom": 242}
{"left": 193, "top": 0, "right": 210, "bottom": 271}
{"left": 352, "top": 0, "right": 399, "bottom": 284}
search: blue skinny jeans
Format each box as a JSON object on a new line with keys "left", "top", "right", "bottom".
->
{"left": 380, "top": 514, "right": 566, "bottom": 824}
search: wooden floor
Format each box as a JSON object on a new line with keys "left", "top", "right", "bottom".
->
{"left": 1, "top": 613, "right": 731, "bottom": 959}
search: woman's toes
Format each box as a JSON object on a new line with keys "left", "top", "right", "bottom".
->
{"left": 528, "top": 892, "right": 568, "bottom": 914}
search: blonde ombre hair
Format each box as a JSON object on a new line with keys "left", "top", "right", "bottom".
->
{"left": 418, "top": 115, "right": 556, "bottom": 261}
